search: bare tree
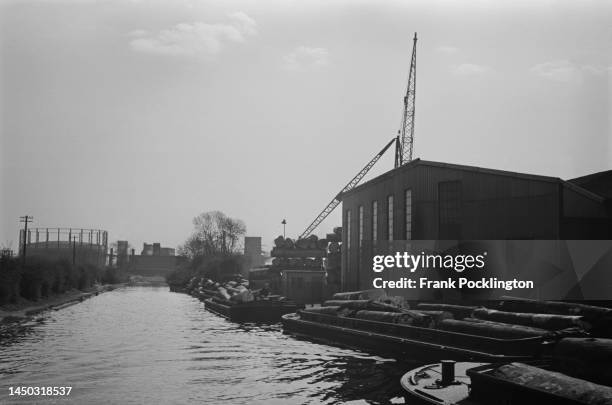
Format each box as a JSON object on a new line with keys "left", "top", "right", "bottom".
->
{"left": 178, "top": 211, "right": 246, "bottom": 258}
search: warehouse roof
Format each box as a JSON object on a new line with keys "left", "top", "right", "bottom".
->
{"left": 341, "top": 158, "right": 605, "bottom": 202}
{"left": 568, "top": 170, "right": 612, "bottom": 199}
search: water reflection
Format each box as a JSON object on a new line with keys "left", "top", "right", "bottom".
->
{"left": 0, "top": 287, "right": 413, "bottom": 404}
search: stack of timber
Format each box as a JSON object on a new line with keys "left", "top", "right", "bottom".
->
{"left": 270, "top": 229, "right": 342, "bottom": 272}
{"left": 499, "top": 296, "right": 612, "bottom": 337}
{"left": 416, "top": 302, "right": 594, "bottom": 339}
{"left": 282, "top": 292, "right": 555, "bottom": 361}
{"left": 268, "top": 229, "right": 342, "bottom": 301}
{"left": 184, "top": 276, "right": 301, "bottom": 322}
{"left": 416, "top": 303, "right": 479, "bottom": 320}
{"left": 437, "top": 319, "right": 553, "bottom": 339}
{"left": 472, "top": 307, "right": 590, "bottom": 331}
{"left": 271, "top": 235, "right": 326, "bottom": 263}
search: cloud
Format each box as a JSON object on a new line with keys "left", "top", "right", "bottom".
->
{"left": 450, "top": 63, "right": 492, "bottom": 76}
{"left": 282, "top": 46, "right": 330, "bottom": 71}
{"left": 228, "top": 12, "right": 257, "bottom": 36}
{"left": 436, "top": 46, "right": 459, "bottom": 55}
{"left": 129, "top": 12, "right": 257, "bottom": 57}
{"left": 530, "top": 60, "right": 607, "bottom": 83}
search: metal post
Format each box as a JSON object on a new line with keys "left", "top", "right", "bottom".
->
{"left": 72, "top": 236, "right": 77, "bottom": 266}
{"left": 19, "top": 215, "right": 33, "bottom": 266}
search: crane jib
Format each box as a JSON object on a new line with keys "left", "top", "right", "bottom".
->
{"left": 298, "top": 137, "right": 397, "bottom": 239}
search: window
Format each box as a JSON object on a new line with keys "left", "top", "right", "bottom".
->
{"left": 439, "top": 181, "right": 462, "bottom": 239}
{"left": 372, "top": 201, "right": 378, "bottom": 241}
{"left": 346, "top": 209, "right": 351, "bottom": 249}
{"left": 387, "top": 195, "right": 394, "bottom": 241}
{"left": 405, "top": 189, "right": 412, "bottom": 240}
{"left": 358, "top": 206, "right": 364, "bottom": 248}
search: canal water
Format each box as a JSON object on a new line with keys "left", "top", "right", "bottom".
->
{"left": 0, "top": 287, "right": 416, "bottom": 404}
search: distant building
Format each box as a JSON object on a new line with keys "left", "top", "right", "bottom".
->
{"left": 117, "top": 240, "right": 129, "bottom": 269}
{"left": 129, "top": 241, "right": 176, "bottom": 276}
{"left": 141, "top": 242, "right": 175, "bottom": 257}
{"left": 243, "top": 236, "right": 265, "bottom": 274}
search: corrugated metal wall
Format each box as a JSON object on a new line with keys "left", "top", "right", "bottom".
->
{"left": 340, "top": 163, "right": 576, "bottom": 291}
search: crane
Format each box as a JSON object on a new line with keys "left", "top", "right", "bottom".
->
{"left": 298, "top": 137, "right": 397, "bottom": 239}
{"left": 396, "top": 32, "right": 418, "bottom": 167}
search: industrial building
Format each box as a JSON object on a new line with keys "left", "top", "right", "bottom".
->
{"left": 243, "top": 236, "right": 265, "bottom": 274}
{"left": 340, "top": 159, "right": 612, "bottom": 297}
{"left": 141, "top": 242, "right": 175, "bottom": 257}
{"left": 128, "top": 242, "right": 177, "bottom": 276}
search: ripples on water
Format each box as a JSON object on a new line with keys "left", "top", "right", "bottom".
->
{"left": 0, "top": 287, "right": 416, "bottom": 404}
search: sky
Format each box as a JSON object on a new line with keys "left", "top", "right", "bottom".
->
{"left": 1, "top": 0, "right": 611, "bottom": 253}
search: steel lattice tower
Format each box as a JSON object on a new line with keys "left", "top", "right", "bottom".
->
{"left": 397, "top": 33, "right": 417, "bottom": 167}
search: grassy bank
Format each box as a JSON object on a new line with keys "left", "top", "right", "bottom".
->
{"left": 0, "top": 255, "right": 125, "bottom": 310}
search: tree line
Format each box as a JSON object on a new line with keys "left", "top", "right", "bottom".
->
{"left": 167, "top": 211, "right": 247, "bottom": 287}
{"left": 0, "top": 256, "right": 122, "bottom": 306}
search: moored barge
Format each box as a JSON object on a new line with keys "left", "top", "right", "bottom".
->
{"left": 281, "top": 292, "right": 612, "bottom": 361}
{"left": 205, "top": 297, "right": 302, "bottom": 323}
{"left": 282, "top": 309, "right": 554, "bottom": 361}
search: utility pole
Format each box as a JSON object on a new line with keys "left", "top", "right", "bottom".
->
{"left": 281, "top": 219, "right": 287, "bottom": 238}
{"left": 72, "top": 236, "right": 77, "bottom": 266}
{"left": 19, "top": 215, "right": 33, "bottom": 266}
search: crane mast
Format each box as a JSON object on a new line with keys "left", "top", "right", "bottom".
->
{"left": 396, "top": 32, "right": 418, "bottom": 167}
{"left": 298, "top": 137, "right": 397, "bottom": 239}
{"left": 298, "top": 34, "right": 418, "bottom": 238}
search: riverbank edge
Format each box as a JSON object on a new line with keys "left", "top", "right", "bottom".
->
{"left": 0, "top": 283, "right": 126, "bottom": 324}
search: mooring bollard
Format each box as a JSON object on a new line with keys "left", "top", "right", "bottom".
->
{"left": 441, "top": 360, "right": 456, "bottom": 386}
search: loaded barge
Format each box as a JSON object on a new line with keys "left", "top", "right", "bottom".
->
{"left": 282, "top": 310, "right": 551, "bottom": 361}
{"left": 282, "top": 293, "right": 610, "bottom": 361}
{"left": 182, "top": 276, "right": 302, "bottom": 323}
